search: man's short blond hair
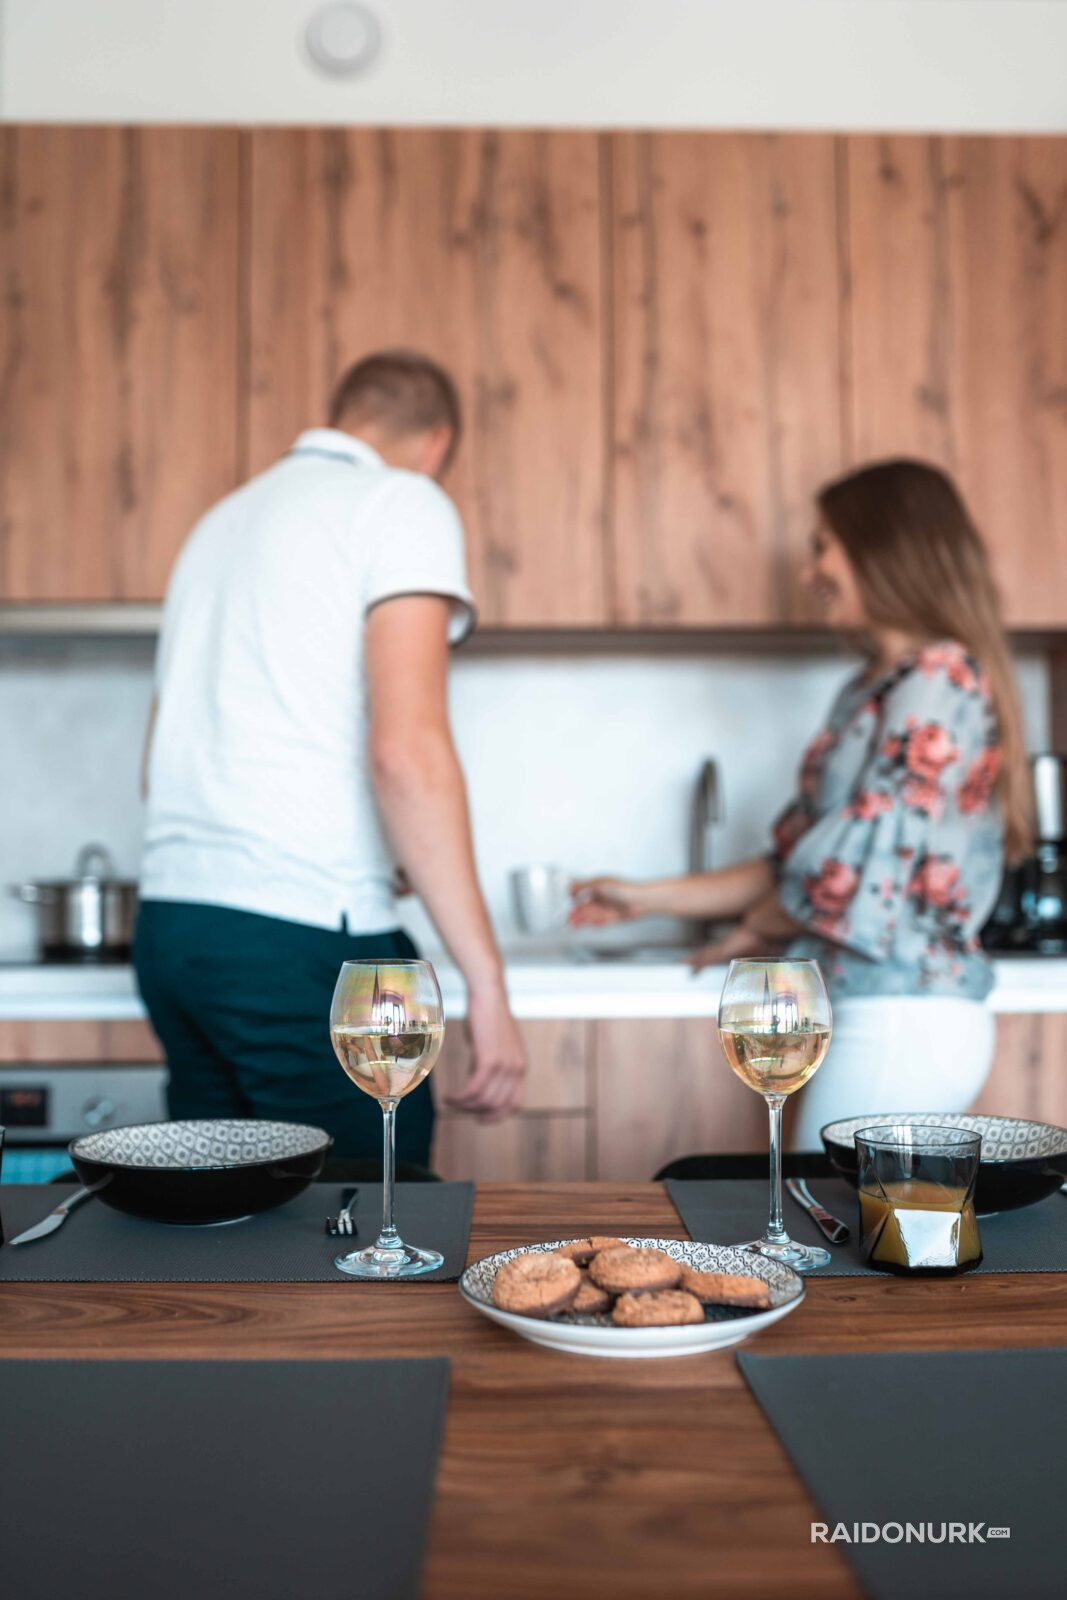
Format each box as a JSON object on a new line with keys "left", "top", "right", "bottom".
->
{"left": 328, "top": 349, "right": 461, "bottom": 461}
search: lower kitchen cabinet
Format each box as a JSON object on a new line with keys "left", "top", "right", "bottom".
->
{"left": 432, "top": 1018, "right": 594, "bottom": 1181}
{"left": 972, "top": 1014, "right": 1067, "bottom": 1127}
{"left": 593, "top": 1019, "right": 767, "bottom": 1181}
{"left": 433, "top": 1111, "right": 591, "bottom": 1184}
{"left": 5, "top": 1010, "right": 1064, "bottom": 1184}
{"left": 0, "top": 1019, "right": 162, "bottom": 1062}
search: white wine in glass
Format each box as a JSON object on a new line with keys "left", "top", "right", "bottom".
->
{"left": 718, "top": 958, "right": 833, "bottom": 1272}
{"left": 330, "top": 960, "right": 445, "bottom": 1279}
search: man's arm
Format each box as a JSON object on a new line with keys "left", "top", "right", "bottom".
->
{"left": 365, "top": 595, "right": 526, "bottom": 1120}
{"left": 140, "top": 694, "right": 158, "bottom": 799}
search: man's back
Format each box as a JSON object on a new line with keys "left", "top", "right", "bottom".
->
{"left": 142, "top": 429, "right": 472, "bottom": 932}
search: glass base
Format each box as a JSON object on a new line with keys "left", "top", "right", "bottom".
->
{"left": 741, "top": 1236, "right": 831, "bottom": 1273}
{"left": 335, "top": 1240, "right": 444, "bottom": 1279}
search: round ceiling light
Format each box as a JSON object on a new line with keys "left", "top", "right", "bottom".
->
{"left": 304, "top": 3, "right": 382, "bottom": 77}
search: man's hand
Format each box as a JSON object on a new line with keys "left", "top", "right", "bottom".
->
{"left": 445, "top": 983, "right": 527, "bottom": 1122}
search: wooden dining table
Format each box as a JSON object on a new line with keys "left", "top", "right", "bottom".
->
{"left": 2, "top": 1181, "right": 1064, "bottom": 1600}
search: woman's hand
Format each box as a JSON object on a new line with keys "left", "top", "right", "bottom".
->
{"left": 689, "top": 924, "right": 790, "bottom": 972}
{"left": 568, "top": 876, "right": 657, "bottom": 928}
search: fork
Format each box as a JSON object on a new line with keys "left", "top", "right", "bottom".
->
{"left": 325, "top": 1187, "right": 359, "bottom": 1237}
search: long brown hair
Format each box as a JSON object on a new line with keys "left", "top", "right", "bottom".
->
{"left": 817, "top": 459, "right": 1032, "bottom": 862}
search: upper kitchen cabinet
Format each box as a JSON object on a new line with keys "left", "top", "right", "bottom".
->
{"left": 246, "top": 128, "right": 608, "bottom": 627}
{"left": 608, "top": 132, "right": 845, "bottom": 626}
{"left": 844, "top": 135, "right": 1067, "bottom": 628}
{"left": 0, "top": 126, "right": 241, "bottom": 601}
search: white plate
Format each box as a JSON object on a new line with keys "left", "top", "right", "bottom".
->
{"left": 458, "top": 1237, "right": 805, "bottom": 1359}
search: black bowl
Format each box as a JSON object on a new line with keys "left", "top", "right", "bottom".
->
{"left": 70, "top": 1118, "right": 333, "bottom": 1224}
{"left": 820, "top": 1112, "right": 1067, "bottom": 1213}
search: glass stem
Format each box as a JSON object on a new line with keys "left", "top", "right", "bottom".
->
{"left": 764, "top": 1093, "right": 789, "bottom": 1244}
{"left": 376, "top": 1099, "right": 401, "bottom": 1250}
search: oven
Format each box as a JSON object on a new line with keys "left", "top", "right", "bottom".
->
{"left": 0, "top": 1064, "right": 167, "bottom": 1182}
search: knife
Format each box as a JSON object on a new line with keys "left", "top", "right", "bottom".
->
{"left": 785, "top": 1177, "right": 850, "bottom": 1245}
{"left": 7, "top": 1185, "right": 97, "bottom": 1246}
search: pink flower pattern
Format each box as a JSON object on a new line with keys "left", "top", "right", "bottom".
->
{"left": 768, "top": 639, "right": 1002, "bottom": 998}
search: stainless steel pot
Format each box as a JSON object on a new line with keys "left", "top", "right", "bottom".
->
{"left": 10, "top": 844, "right": 138, "bottom": 962}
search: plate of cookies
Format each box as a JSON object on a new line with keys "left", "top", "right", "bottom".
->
{"left": 459, "top": 1236, "right": 804, "bottom": 1358}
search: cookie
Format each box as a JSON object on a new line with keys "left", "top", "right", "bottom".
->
{"left": 612, "top": 1290, "right": 705, "bottom": 1328}
{"left": 554, "top": 1239, "right": 598, "bottom": 1266}
{"left": 588, "top": 1246, "right": 682, "bottom": 1295}
{"left": 492, "top": 1251, "right": 581, "bottom": 1318}
{"left": 571, "top": 1275, "right": 613, "bottom": 1315}
{"left": 555, "top": 1235, "right": 628, "bottom": 1266}
{"left": 679, "top": 1266, "right": 771, "bottom": 1310}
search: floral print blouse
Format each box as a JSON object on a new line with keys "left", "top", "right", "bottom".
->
{"left": 771, "top": 641, "right": 1004, "bottom": 1000}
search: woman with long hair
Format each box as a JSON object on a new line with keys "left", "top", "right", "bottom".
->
{"left": 571, "top": 460, "right": 1031, "bottom": 1147}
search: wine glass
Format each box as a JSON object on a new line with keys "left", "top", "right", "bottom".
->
{"left": 330, "top": 959, "right": 445, "bottom": 1279}
{"left": 718, "top": 958, "right": 833, "bottom": 1272}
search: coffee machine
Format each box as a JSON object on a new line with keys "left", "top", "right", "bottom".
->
{"left": 983, "top": 754, "right": 1067, "bottom": 955}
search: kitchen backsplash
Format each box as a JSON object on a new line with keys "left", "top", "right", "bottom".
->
{"left": 0, "top": 637, "right": 1051, "bottom": 960}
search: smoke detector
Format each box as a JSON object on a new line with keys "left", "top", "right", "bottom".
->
{"left": 304, "top": 3, "right": 382, "bottom": 77}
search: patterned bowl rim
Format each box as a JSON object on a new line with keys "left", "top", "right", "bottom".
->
{"left": 459, "top": 1236, "right": 805, "bottom": 1334}
{"left": 819, "top": 1111, "right": 1067, "bottom": 1163}
{"left": 69, "top": 1117, "right": 333, "bottom": 1172}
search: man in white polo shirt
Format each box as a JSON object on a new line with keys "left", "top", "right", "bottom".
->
{"left": 134, "top": 350, "right": 525, "bottom": 1170}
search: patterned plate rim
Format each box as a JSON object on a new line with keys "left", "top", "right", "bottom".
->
{"left": 819, "top": 1111, "right": 1067, "bottom": 1161}
{"left": 459, "top": 1236, "right": 805, "bottom": 1334}
{"left": 69, "top": 1117, "right": 333, "bottom": 1171}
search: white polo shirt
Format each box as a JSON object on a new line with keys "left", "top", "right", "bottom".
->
{"left": 141, "top": 429, "right": 475, "bottom": 931}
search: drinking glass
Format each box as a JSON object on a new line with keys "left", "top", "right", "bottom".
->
{"left": 330, "top": 959, "right": 445, "bottom": 1278}
{"left": 718, "top": 958, "right": 833, "bottom": 1271}
{"left": 855, "top": 1124, "right": 983, "bottom": 1274}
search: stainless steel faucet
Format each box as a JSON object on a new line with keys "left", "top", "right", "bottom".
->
{"left": 689, "top": 759, "right": 723, "bottom": 942}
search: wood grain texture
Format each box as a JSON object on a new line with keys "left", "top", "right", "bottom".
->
{"left": 4, "top": 1182, "right": 1066, "bottom": 1600}
{"left": 246, "top": 128, "right": 607, "bottom": 625}
{"left": 972, "top": 1013, "right": 1067, "bottom": 1126}
{"left": 0, "top": 1018, "right": 162, "bottom": 1062}
{"left": 609, "top": 132, "right": 843, "bottom": 625}
{"left": 0, "top": 126, "right": 241, "bottom": 600}
{"left": 434, "top": 1018, "right": 591, "bottom": 1113}
{"left": 432, "top": 1019, "right": 593, "bottom": 1181}
{"left": 433, "top": 1111, "right": 589, "bottom": 1183}
{"left": 843, "top": 134, "right": 1067, "bottom": 626}
{"left": 594, "top": 1019, "right": 768, "bottom": 1179}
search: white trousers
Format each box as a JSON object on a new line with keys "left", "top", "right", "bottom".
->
{"left": 790, "top": 996, "right": 996, "bottom": 1152}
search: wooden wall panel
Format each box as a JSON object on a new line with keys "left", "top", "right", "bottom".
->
{"left": 247, "top": 128, "right": 607, "bottom": 626}
{"left": 0, "top": 126, "right": 241, "bottom": 600}
{"left": 843, "top": 135, "right": 1067, "bottom": 626}
{"left": 609, "top": 132, "right": 844, "bottom": 625}
{"left": 594, "top": 1019, "right": 768, "bottom": 1180}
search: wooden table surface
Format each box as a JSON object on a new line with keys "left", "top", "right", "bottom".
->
{"left": 3, "top": 1182, "right": 1065, "bottom": 1600}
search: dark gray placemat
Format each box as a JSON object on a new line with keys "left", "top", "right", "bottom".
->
{"left": 0, "top": 1357, "right": 449, "bottom": 1600}
{"left": 738, "top": 1348, "right": 1066, "bottom": 1600}
{"left": 0, "top": 1182, "right": 473, "bottom": 1282}
{"left": 667, "top": 1177, "right": 1067, "bottom": 1275}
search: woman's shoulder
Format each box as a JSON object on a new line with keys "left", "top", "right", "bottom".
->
{"left": 885, "top": 640, "right": 991, "bottom": 705}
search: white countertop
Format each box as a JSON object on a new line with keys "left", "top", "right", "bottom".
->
{"left": 0, "top": 949, "right": 1064, "bottom": 1021}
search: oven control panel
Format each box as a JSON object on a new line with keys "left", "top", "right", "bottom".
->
{"left": 0, "top": 1066, "right": 166, "bottom": 1142}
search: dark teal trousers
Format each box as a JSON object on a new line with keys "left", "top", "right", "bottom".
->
{"left": 133, "top": 900, "right": 431, "bottom": 1165}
